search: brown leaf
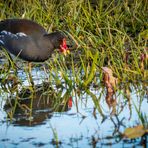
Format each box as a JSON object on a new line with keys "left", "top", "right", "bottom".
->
{"left": 102, "top": 67, "right": 113, "bottom": 76}
{"left": 123, "top": 125, "right": 146, "bottom": 139}
{"left": 102, "top": 67, "right": 118, "bottom": 89}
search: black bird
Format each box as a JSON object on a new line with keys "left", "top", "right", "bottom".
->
{"left": 0, "top": 19, "right": 69, "bottom": 62}
{"left": 0, "top": 19, "right": 69, "bottom": 86}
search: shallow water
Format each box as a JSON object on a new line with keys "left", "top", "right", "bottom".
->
{"left": 0, "top": 67, "right": 147, "bottom": 148}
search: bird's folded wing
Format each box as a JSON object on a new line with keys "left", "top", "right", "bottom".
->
{"left": 0, "top": 31, "right": 35, "bottom": 56}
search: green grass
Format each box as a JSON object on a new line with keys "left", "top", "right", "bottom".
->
{"left": 0, "top": 0, "right": 147, "bottom": 119}
{"left": 0, "top": 0, "right": 147, "bottom": 80}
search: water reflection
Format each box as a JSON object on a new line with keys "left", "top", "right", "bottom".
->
{"left": 0, "top": 70, "right": 147, "bottom": 147}
{"left": 4, "top": 83, "right": 72, "bottom": 126}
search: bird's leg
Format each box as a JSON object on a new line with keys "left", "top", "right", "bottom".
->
{"left": 27, "top": 62, "right": 34, "bottom": 87}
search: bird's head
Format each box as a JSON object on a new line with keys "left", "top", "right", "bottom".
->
{"left": 45, "top": 31, "right": 70, "bottom": 55}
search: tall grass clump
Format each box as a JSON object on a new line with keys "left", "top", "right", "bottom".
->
{"left": 0, "top": 0, "right": 147, "bottom": 95}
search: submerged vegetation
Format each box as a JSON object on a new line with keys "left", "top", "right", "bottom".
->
{"left": 0, "top": 0, "right": 147, "bottom": 147}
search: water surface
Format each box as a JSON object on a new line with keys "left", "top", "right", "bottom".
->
{"left": 0, "top": 67, "right": 147, "bottom": 148}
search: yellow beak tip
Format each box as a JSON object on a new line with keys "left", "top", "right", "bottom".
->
{"left": 63, "top": 50, "right": 70, "bottom": 56}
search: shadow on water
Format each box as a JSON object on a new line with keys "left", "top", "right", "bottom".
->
{"left": 0, "top": 65, "right": 147, "bottom": 147}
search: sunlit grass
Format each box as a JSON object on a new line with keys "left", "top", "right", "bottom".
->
{"left": 0, "top": 0, "right": 147, "bottom": 121}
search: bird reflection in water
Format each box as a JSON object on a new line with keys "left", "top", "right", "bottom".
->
{"left": 4, "top": 82, "right": 72, "bottom": 126}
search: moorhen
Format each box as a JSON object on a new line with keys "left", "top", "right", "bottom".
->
{"left": 0, "top": 19, "right": 69, "bottom": 62}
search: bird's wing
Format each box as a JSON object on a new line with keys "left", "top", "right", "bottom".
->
{"left": 0, "top": 31, "right": 36, "bottom": 58}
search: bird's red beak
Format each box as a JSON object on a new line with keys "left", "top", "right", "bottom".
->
{"left": 60, "top": 38, "right": 70, "bottom": 55}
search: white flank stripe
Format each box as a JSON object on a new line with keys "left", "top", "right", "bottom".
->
{"left": 16, "top": 32, "right": 27, "bottom": 37}
{"left": 1, "top": 30, "right": 12, "bottom": 35}
{"left": 0, "top": 40, "right": 4, "bottom": 45}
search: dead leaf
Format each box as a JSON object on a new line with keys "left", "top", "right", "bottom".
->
{"left": 102, "top": 67, "right": 113, "bottom": 75}
{"left": 102, "top": 67, "right": 118, "bottom": 89}
{"left": 123, "top": 125, "right": 147, "bottom": 139}
{"left": 140, "top": 50, "right": 148, "bottom": 71}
